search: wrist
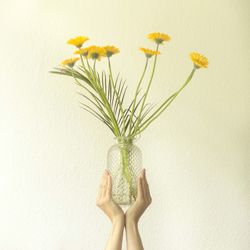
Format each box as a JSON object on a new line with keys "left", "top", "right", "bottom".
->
{"left": 125, "top": 216, "right": 139, "bottom": 227}
{"left": 112, "top": 214, "right": 125, "bottom": 226}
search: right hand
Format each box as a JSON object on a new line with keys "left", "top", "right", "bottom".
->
{"left": 125, "top": 169, "right": 152, "bottom": 224}
{"left": 96, "top": 170, "right": 124, "bottom": 224}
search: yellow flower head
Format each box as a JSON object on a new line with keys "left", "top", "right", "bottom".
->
{"left": 102, "top": 46, "right": 120, "bottom": 57}
{"left": 140, "top": 47, "right": 160, "bottom": 58}
{"left": 74, "top": 46, "right": 94, "bottom": 57}
{"left": 67, "top": 36, "right": 89, "bottom": 48}
{"left": 61, "top": 57, "right": 80, "bottom": 67}
{"left": 87, "top": 46, "right": 105, "bottom": 61}
{"left": 190, "top": 52, "right": 208, "bottom": 69}
{"left": 147, "top": 32, "right": 171, "bottom": 45}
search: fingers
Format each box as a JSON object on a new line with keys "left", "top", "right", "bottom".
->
{"left": 141, "top": 169, "right": 147, "bottom": 199}
{"left": 137, "top": 173, "right": 144, "bottom": 200}
{"left": 97, "top": 171, "right": 106, "bottom": 200}
{"left": 99, "top": 169, "right": 112, "bottom": 199}
{"left": 98, "top": 170, "right": 107, "bottom": 198}
{"left": 137, "top": 171, "right": 145, "bottom": 200}
{"left": 96, "top": 170, "right": 107, "bottom": 205}
{"left": 145, "top": 170, "right": 152, "bottom": 203}
{"left": 138, "top": 168, "right": 152, "bottom": 204}
{"left": 101, "top": 170, "right": 109, "bottom": 198}
{"left": 105, "top": 171, "right": 112, "bottom": 198}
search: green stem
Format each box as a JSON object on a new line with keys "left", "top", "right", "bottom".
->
{"left": 133, "top": 44, "right": 160, "bottom": 136}
{"left": 134, "top": 68, "right": 196, "bottom": 136}
{"left": 80, "top": 55, "right": 86, "bottom": 69}
{"left": 119, "top": 142, "right": 134, "bottom": 203}
{"left": 128, "top": 58, "right": 149, "bottom": 136}
{"left": 93, "top": 59, "right": 96, "bottom": 72}
{"left": 79, "top": 56, "right": 96, "bottom": 83}
{"left": 86, "top": 58, "right": 94, "bottom": 74}
{"left": 108, "top": 57, "right": 126, "bottom": 135}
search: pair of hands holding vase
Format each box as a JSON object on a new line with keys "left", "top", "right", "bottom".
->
{"left": 96, "top": 168, "right": 152, "bottom": 250}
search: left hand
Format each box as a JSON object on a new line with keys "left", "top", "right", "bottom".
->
{"left": 125, "top": 169, "right": 152, "bottom": 225}
{"left": 96, "top": 169, "right": 124, "bottom": 224}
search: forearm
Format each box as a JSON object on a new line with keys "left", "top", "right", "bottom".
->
{"left": 105, "top": 218, "right": 124, "bottom": 250}
{"left": 125, "top": 219, "right": 144, "bottom": 250}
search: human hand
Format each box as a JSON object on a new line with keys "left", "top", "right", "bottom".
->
{"left": 96, "top": 169, "right": 124, "bottom": 224}
{"left": 125, "top": 169, "right": 152, "bottom": 225}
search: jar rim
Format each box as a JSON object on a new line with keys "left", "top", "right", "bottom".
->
{"left": 114, "top": 135, "right": 140, "bottom": 144}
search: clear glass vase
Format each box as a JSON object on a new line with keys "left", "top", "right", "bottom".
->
{"left": 107, "top": 136, "right": 142, "bottom": 205}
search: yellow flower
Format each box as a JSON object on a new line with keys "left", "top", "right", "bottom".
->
{"left": 67, "top": 36, "right": 89, "bottom": 48}
{"left": 74, "top": 46, "right": 94, "bottom": 57}
{"left": 102, "top": 46, "right": 120, "bottom": 57}
{"left": 190, "top": 52, "right": 208, "bottom": 69}
{"left": 140, "top": 47, "right": 160, "bottom": 58}
{"left": 147, "top": 32, "right": 171, "bottom": 45}
{"left": 61, "top": 57, "right": 80, "bottom": 67}
{"left": 87, "top": 46, "right": 105, "bottom": 61}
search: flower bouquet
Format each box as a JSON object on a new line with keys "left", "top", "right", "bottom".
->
{"left": 50, "top": 32, "right": 208, "bottom": 205}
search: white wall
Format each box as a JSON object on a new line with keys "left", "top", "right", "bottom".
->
{"left": 0, "top": 0, "right": 249, "bottom": 249}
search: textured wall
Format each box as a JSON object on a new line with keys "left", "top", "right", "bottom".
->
{"left": 0, "top": 0, "right": 250, "bottom": 249}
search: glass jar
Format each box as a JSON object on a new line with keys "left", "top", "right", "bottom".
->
{"left": 107, "top": 136, "right": 142, "bottom": 205}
